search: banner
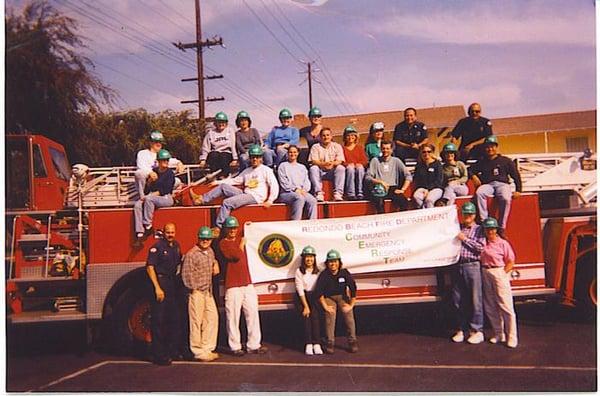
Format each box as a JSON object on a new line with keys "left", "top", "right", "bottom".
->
{"left": 244, "top": 206, "right": 461, "bottom": 283}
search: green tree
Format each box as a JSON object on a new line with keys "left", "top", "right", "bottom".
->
{"left": 5, "top": 0, "right": 115, "bottom": 163}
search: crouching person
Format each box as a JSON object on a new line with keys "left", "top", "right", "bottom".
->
{"left": 182, "top": 226, "right": 220, "bottom": 362}
{"left": 133, "top": 149, "right": 175, "bottom": 247}
{"left": 219, "top": 216, "right": 268, "bottom": 356}
{"left": 315, "top": 250, "right": 358, "bottom": 354}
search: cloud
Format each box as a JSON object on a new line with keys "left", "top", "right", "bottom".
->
{"left": 369, "top": 4, "right": 594, "bottom": 46}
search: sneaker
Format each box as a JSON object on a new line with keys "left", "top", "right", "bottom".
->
{"left": 133, "top": 235, "right": 144, "bottom": 248}
{"left": 143, "top": 226, "right": 154, "bottom": 237}
{"left": 506, "top": 339, "right": 518, "bottom": 349}
{"left": 305, "top": 344, "right": 314, "bottom": 355}
{"left": 348, "top": 340, "right": 358, "bottom": 353}
{"left": 333, "top": 192, "right": 344, "bottom": 201}
{"left": 198, "top": 352, "right": 220, "bottom": 362}
{"left": 189, "top": 189, "right": 204, "bottom": 205}
{"left": 467, "top": 331, "right": 484, "bottom": 345}
{"left": 247, "top": 345, "right": 268, "bottom": 354}
{"left": 313, "top": 344, "right": 323, "bottom": 355}
{"left": 356, "top": 194, "right": 364, "bottom": 200}
{"left": 316, "top": 192, "right": 325, "bottom": 202}
{"left": 489, "top": 334, "right": 507, "bottom": 344}
{"left": 451, "top": 330, "right": 464, "bottom": 343}
{"left": 232, "top": 349, "right": 245, "bottom": 357}
{"left": 325, "top": 341, "right": 334, "bottom": 354}
{"left": 346, "top": 195, "right": 356, "bottom": 201}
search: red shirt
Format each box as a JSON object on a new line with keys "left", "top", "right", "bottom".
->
{"left": 219, "top": 237, "right": 252, "bottom": 289}
{"left": 343, "top": 144, "right": 368, "bottom": 166}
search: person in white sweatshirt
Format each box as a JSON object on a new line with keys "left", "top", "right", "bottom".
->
{"left": 135, "top": 130, "right": 184, "bottom": 198}
{"left": 190, "top": 145, "right": 279, "bottom": 228}
{"left": 199, "top": 111, "right": 238, "bottom": 177}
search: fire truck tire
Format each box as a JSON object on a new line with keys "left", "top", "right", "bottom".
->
{"left": 111, "top": 287, "right": 153, "bottom": 356}
{"left": 574, "top": 253, "right": 597, "bottom": 320}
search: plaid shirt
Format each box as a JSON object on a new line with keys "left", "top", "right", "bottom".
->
{"left": 181, "top": 245, "right": 215, "bottom": 291}
{"left": 458, "top": 223, "right": 485, "bottom": 263}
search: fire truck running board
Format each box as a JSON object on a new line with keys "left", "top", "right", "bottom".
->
{"left": 8, "top": 310, "right": 87, "bottom": 324}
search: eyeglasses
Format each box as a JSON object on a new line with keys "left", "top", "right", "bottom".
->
{"left": 472, "top": 110, "right": 481, "bottom": 114}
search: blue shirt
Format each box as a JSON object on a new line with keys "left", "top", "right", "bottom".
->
{"left": 146, "top": 166, "right": 175, "bottom": 196}
{"left": 265, "top": 126, "right": 300, "bottom": 149}
{"left": 146, "top": 238, "right": 182, "bottom": 276}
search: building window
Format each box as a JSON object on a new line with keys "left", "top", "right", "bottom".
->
{"left": 565, "top": 137, "right": 589, "bottom": 153}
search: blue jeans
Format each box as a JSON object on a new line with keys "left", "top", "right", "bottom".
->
{"left": 475, "top": 181, "right": 512, "bottom": 228}
{"left": 134, "top": 194, "right": 174, "bottom": 233}
{"left": 278, "top": 191, "right": 318, "bottom": 220}
{"left": 202, "top": 184, "right": 258, "bottom": 227}
{"left": 309, "top": 165, "right": 345, "bottom": 194}
{"left": 443, "top": 184, "right": 469, "bottom": 206}
{"left": 451, "top": 261, "right": 484, "bottom": 333}
{"left": 263, "top": 146, "right": 287, "bottom": 167}
{"left": 345, "top": 164, "right": 365, "bottom": 198}
{"left": 413, "top": 187, "right": 444, "bottom": 208}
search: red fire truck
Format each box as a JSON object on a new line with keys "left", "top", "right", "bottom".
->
{"left": 5, "top": 134, "right": 596, "bottom": 351}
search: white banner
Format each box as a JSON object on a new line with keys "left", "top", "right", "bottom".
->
{"left": 244, "top": 206, "right": 461, "bottom": 283}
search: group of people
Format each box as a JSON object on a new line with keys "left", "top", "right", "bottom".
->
{"left": 145, "top": 217, "right": 359, "bottom": 365}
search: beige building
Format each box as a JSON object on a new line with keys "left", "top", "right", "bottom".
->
{"left": 293, "top": 107, "right": 596, "bottom": 155}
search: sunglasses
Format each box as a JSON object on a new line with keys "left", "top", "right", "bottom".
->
{"left": 471, "top": 110, "right": 481, "bottom": 114}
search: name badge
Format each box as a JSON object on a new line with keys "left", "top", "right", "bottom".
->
{"left": 382, "top": 164, "right": 390, "bottom": 172}
{"left": 428, "top": 167, "right": 434, "bottom": 172}
{"left": 338, "top": 277, "right": 346, "bottom": 283}
{"left": 493, "top": 167, "right": 499, "bottom": 176}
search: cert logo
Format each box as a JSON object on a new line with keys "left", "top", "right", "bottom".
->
{"left": 258, "top": 234, "right": 294, "bottom": 268}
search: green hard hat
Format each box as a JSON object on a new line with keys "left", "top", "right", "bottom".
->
{"left": 484, "top": 135, "right": 499, "bottom": 145}
{"left": 443, "top": 143, "right": 458, "bottom": 152}
{"left": 236, "top": 110, "right": 250, "bottom": 120}
{"left": 215, "top": 111, "right": 228, "bottom": 122}
{"left": 372, "top": 183, "right": 387, "bottom": 198}
{"left": 279, "top": 108, "right": 293, "bottom": 119}
{"left": 343, "top": 125, "right": 358, "bottom": 135}
{"left": 248, "top": 144, "right": 263, "bottom": 157}
{"left": 197, "top": 226, "right": 214, "bottom": 239}
{"left": 308, "top": 107, "right": 322, "bottom": 117}
{"left": 461, "top": 202, "right": 477, "bottom": 214}
{"left": 301, "top": 245, "right": 317, "bottom": 256}
{"left": 326, "top": 249, "right": 341, "bottom": 261}
{"left": 224, "top": 216, "right": 239, "bottom": 228}
{"left": 150, "top": 130, "right": 165, "bottom": 142}
{"left": 482, "top": 217, "right": 499, "bottom": 228}
{"left": 156, "top": 149, "right": 172, "bottom": 160}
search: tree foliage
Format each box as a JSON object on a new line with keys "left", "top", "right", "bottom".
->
{"left": 6, "top": 0, "right": 116, "bottom": 162}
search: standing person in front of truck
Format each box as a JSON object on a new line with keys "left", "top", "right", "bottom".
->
{"left": 295, "top": 246, "right": 323, "bottom": 355}
{"left": 145, "top": 223, "right": 183, "bottom": 366}
{"left": 219, "top": 216, "right": 268, "bottom": 356}
{"left": 451, "top": 202, "right": 486, "bottom": 345}
{"left": 470, "top": 135, "right": 522, "bottom": 235}
{"left": 480, "top": 217, "right": 518, "bottom": 348}
{"left": 134, "top": 130, "right": 185, "bottom": 198}
{"left": 181, "top": 226, "right": 220, "bottom": 362}
{"left": 315, "top": 249, "right": 358, "bottom": 354}
{"left": 133, "top": 149, "right": 175, "bottom": 247}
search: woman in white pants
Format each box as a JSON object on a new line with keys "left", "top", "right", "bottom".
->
{"left": 480, "top": 217, "right": 518, "bottom": 348}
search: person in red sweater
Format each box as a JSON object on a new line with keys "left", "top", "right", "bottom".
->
{"left": 218, "top": 216, "right": 268, "bottom": 356}
{"left": 342, "top": 125, "right": 368, "bottom": 200}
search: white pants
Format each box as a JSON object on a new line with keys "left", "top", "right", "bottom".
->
{"left": 225, "top": 284, "right": 262, "bottom": 351}
{"left": 188, "top": 289, "right": 219, "bottom": 359}
{"left": 482, "top": 267, "right": 518, "bottom": 344}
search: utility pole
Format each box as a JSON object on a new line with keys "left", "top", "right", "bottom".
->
{"left": 173, "top": 0, "right": 224, "bottom": 129}
{"left": 307, "top": 61, "right": 313, "bottom": 109}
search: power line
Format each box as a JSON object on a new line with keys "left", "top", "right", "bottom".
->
{"left": 157, "top": 0, "right": 195, "bottom": 27}
{"left": 139, "top": 0, "right": 193, "bottom": 36}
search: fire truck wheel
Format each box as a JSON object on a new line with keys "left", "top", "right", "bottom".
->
{"left": 112, "top": 287, "right": 153, "bottom": 356}
{"left": 575, "top": 253, "right": 597, "bottom": 320}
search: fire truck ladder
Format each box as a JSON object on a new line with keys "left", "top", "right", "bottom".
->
{"left": 66, "top": 165, "right": 204, "bottom": 208}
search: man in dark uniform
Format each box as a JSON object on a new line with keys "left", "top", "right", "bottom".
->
{"left": 393, "top": 107, "right": 429, "bottom": 162}
{"left": 450, "top": 103, "right": 493, "bottom": 160}
{"left": 146, "top": 222, "right": 182, "bottom": 365}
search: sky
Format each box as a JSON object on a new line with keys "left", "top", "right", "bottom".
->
{"left": 5, "top": 0, "right": 597, "bottom": 132}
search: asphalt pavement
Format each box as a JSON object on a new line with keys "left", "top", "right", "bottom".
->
{"left": 6, "top": 302, "right": 597, "bottom": 392}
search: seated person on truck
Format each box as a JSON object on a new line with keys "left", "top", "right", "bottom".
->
{"left": 235, "top": 111, "right": 264, "bottom": 171}
{"left": 412, "top": 143, "right": 444, "bottom": 208}
{"left": 135, "top": 130, "right": 184, "bottom": 198}
{"left": 470, "top": 135, "right": 522, "bottom": 234}
{"left": 365, "top": 140, "right": 412, "bottom": 214}
{"left": 299, "top": 106, "right": 324, "bottom": 150}
{"left": 315, "top": 249, "right": 358, "bottom": 354}
{"left": 342, "top": 125, "right": 368, "bottom": 200}
{"left": 365, "top": 122, "right": 385, "bottom": 161}
{"left": 199, "top": 111, "right": 238, "bottom": 178}
{"left": 264, "top": 108, "right": 300, "bottom": 168}
{"left": 133, "top": 149, "right": 175, "bottom": 247}
{"left": 441, "top": 143, "right": 469, "bottom": 206}
{"left": 277, "top": 145, "right": 318, "bottom": 220}
{"left": 219, "top": 216, "right": 269, "bottom": 356}
{"left": 393, "top": 107, "right": 429, "bottom": 162}
{"left": 189, "top": 145, "right": 279, "bottom": 229}
{"left": 308, "top": 127, "right": 346, "bottom": 202}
